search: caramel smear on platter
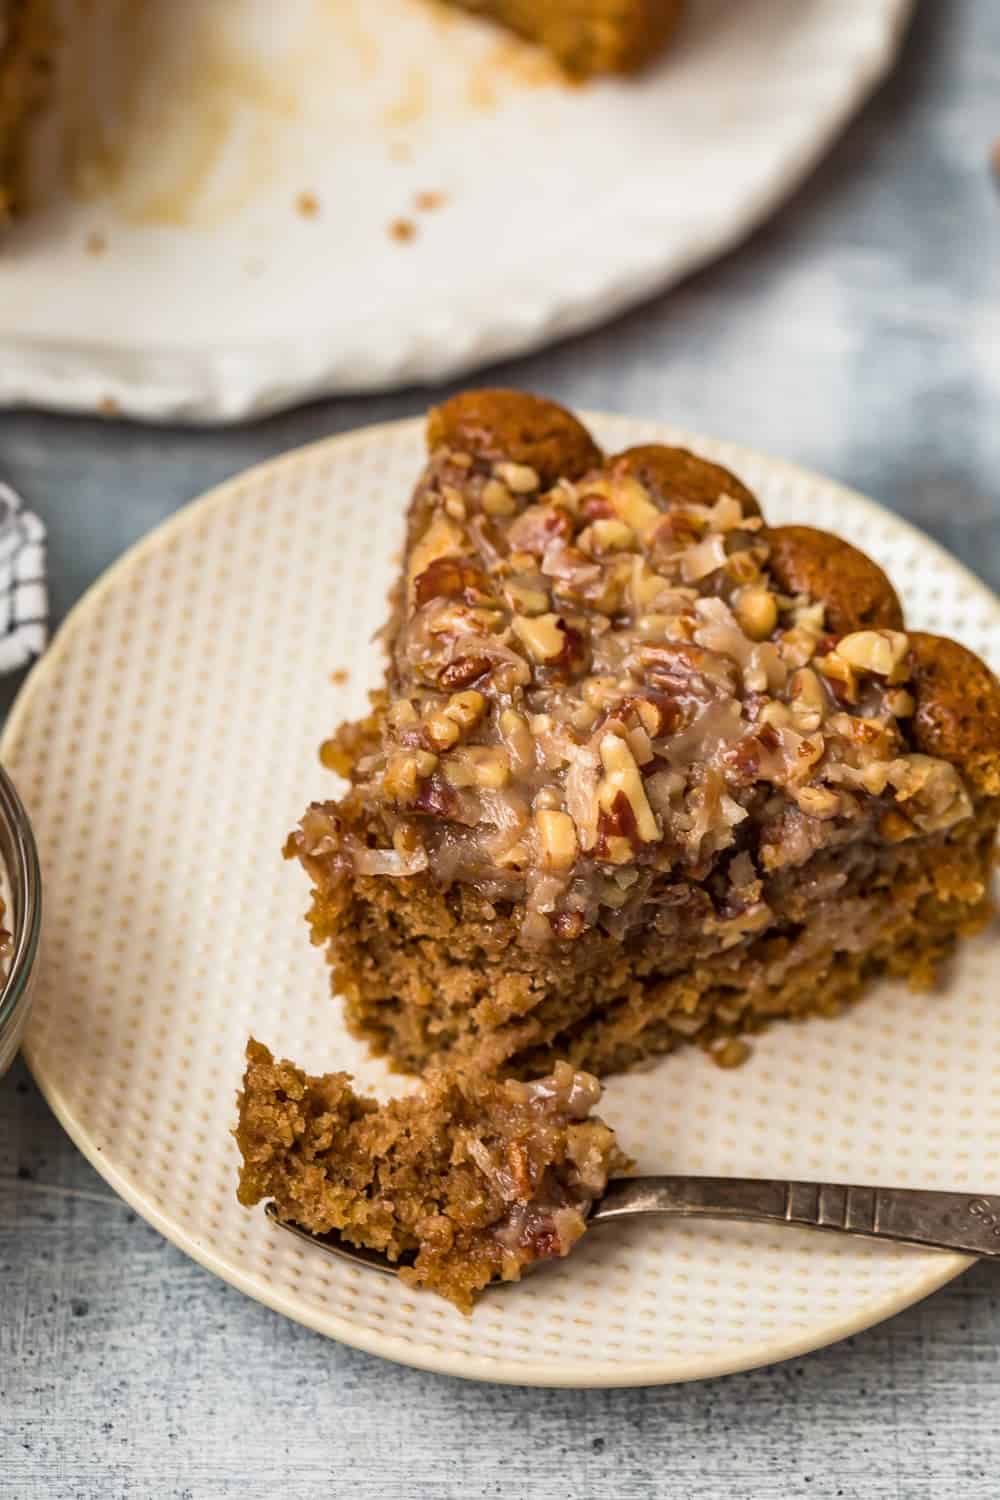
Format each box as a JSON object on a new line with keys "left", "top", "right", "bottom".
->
{"left": 35, "top": 0, "right": 562, "bottom": 230}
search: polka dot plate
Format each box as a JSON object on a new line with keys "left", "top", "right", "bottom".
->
{"left": 6, "top": 415, "right": 999, "bottom": 1387}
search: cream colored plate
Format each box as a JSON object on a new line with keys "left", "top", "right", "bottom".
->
{"left": 1, "top": 0, "right": 912, "bottom": 420}
{"left": 8, "top": 415, "right": 1000, "bottom": 1387}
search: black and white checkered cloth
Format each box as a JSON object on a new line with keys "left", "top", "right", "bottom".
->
{"left": 0, "top": 483, "right": 47, "bottom": 675}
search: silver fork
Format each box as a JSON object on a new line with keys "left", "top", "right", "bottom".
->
{"left": 266, "top": 1176, "right": 1000, "bottom": 1277}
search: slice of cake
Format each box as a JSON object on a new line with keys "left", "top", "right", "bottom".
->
{"left": 287, "top": 390, "right": 1000, "bottom": 1079}
{"left": 443, "top": 0, "right": 685, "bottom": 76}
{"left": 236, "top": 1039, "right": 625, "bottom": 1311}
{"left": 0, "top": 0, "right": 51, "bottom": 224}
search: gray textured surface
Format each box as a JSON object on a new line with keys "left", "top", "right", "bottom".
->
{"left": 2, "top": 2, "right": 1000, "bottom": 1495}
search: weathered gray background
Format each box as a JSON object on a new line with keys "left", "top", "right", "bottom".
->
{"left": 2, "top": 2, "right": 1000, "bottom": 1495}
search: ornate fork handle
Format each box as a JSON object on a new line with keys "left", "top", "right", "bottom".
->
{"left": 592, "top": 1176, "right": 1000, "bottom": 1258}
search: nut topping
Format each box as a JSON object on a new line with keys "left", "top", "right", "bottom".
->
{"left": 536, "top": 809, "right": 579, "bottom": 871}
{"left": 734, "top": 585, "right": 778, "bottom": 641}
{"left": 578, "top": 492, "right": 615, "bottom": 521}
{"left": 438, "top": 655, "right": 493, "bottom": 690}
{"left": 498, "top": 708, "right": 535, "bottom": 774}
{"left": 384, "top": 749, "right": 439, "bottom": 802}
{"left": 837, "top": 629, "right": 910, "bottom": 679}
{"left": 413, "top": 555, "right": 492, "bottom": 608}
{"left": 327, "top": 420, "right": 981, "bottom": 950}
{"left": 424, "top": 714, "right": 461, "bottom": 751}
{"left": 503, "top": 580, "right": 550, "bottom": 616}
{"left": 618, "top": 693, "right": 678, "bottom": 739}
{"left": 512, "top": 612, "right": 570, "bottom": 664}
{"left": 582, "top": 474, "right": 660, "bottom": 536}
{"left": 444, "top": 746, "right": 511, "bottom": 789}
{"left": 681, "top": 534, "right": 729, "bottom": 583}
{"left": 495, "top": 461, "right": 540, "bottom": 494}
{"left": 579, "top": 518, "right": 635, "bottom": 556}
{"left": 597, "top": 733, "right": 660, "bottom": 845}
{"left": 444, "top": 690, "right": 487, "bottom": 731}
{"left": 481, "top": 479, "right": 518, "bottom": 516}
{"left": 815, "top": 650, "right": 859, "bottom": 704}
{"left": 424, "top": 689, "right": 486, "bottom": 750}
{"left": 441, "top": 485, "right": 467, "bottom": 521}
{"left": 507, "top": 504, "right": 572, "bottom": 556}
{"left": 387, "top": 698, "right": 419, "bottom": 729}
{"left": 407, "top": 515, "right": 465, "bottom": 596}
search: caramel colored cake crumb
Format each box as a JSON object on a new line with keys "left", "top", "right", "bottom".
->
{"left": 415, "top": 190, "right": 446, "bottom": 212}
{"left": 236, "top": 1040, "right": 625, "bottom": 1311}
{"left": 443, "top": 0, "right": 684, "bottom": 77}
{"left": 287, "top": 389, "right": 1000, "bottom": 1080}
{"left": 389, "top": 217, "right": 417, "bottom": 243}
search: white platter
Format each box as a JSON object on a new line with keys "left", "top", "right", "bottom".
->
{"left": 0, "top": 0, "right": 912, "bottom": 421}
{"left": 8, "top": 412, "right": 999, "bottom": 1387}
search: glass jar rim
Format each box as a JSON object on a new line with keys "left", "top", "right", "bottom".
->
{"left": 0, "top": 764, "right": 42, "bottom": 1044}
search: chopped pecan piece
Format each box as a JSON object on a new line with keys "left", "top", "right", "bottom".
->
{"left": 494, "top": 461, "right": 540, "bottom": 494}
{"left": 816, "top": 650, "right": 859, "bottom": 705}
{"left": 595, "top": 789, "right": 641, "bottom": 862}
{"left": 507, "top": 504, "right": 573, "bottom": 556}
{"left": 412, "top": 776, "right": 458, "bottom": 817}
{"left": 639, "top": 641, "right": 739, "bottom": 700}
{"left": 438, "top": 655, "right": 493, "bottom": 690}
{"left": 648, "top": 510, "right": 704, "bottom": 554}
{"left": 837, "top": 629, "right": 909, "bottom": 679}
{"left": 578, "top": 492, "right": 616, "bottom": 521}
{"left": 734, "top": 586, "right": 778, "bottom": 642}
{"left": 481, "top": 479, "right": 517, "bottom": 517}
{"left": 578, "top": 518, "right": 635, "bottom": 556}
{"left": 512, "top": 614, "right": 589, "bottom": 677}
{"left": 612, "top": 692, "right": 680, "bottom": 739}
{"left": 536, "top": 809, "right": 579, "bottom": 872}
{"left": 383, "top": 750, "right": 440, "bottom": 803}
{"left": 424, "top": 689, "right": 487, "bottom": 750}
{"left": 596, "top": 733, "right": 660, "bottom": 848}
{"left": 414, "top": 555, "right": 492, "bottom": 608}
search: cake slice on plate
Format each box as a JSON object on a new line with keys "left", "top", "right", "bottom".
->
{"left": 287, "top": 390, "right": 1000, "bottom": 1078}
